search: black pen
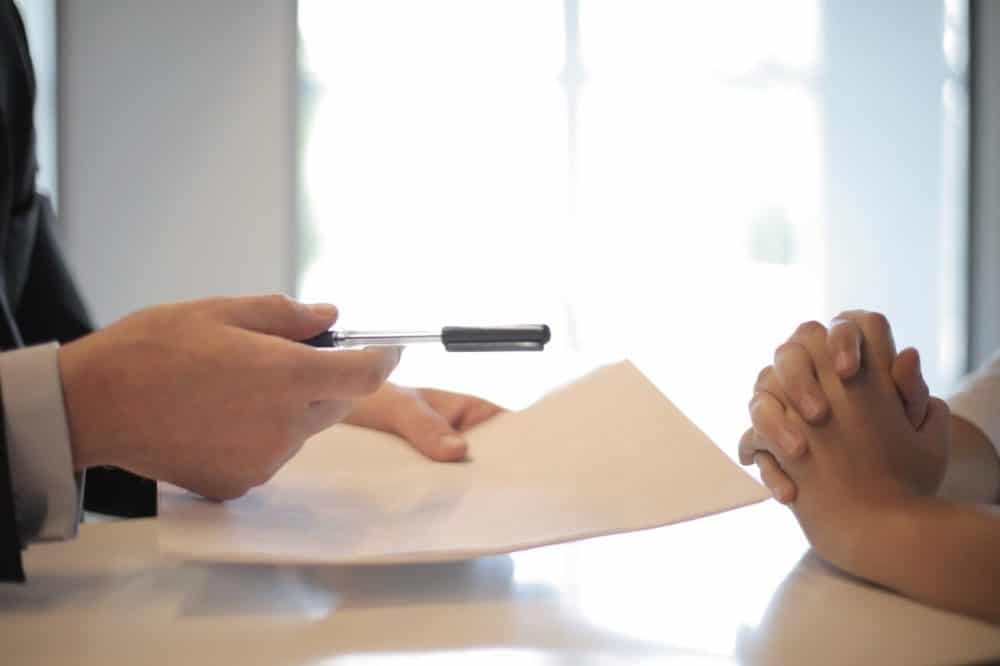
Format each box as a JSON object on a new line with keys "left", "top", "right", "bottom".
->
{"left": 302, "top": 325, "right": 551, "bottom": 352}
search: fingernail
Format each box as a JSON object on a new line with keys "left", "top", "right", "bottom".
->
{"left": 440, "top": 434, "right": 467, "bottom": 451}
{"left": 836, "top": 351, "right": 853, "bottom": 374}
{"left": 309, "top": 303, "right": 337, "bottom": 318}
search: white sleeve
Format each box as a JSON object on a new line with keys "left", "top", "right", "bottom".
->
{"left": 948, "top": 351, "right": 1000, "bottom": 455}
{"left": 0, "top": 342, "right": 83, "bottom": 542}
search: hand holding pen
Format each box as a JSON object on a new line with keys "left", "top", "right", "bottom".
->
{"left": 302, "top": 325, "right": 551, "bottom": 352}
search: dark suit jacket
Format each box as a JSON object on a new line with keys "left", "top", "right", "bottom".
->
{"left": 1, "top": 0, "right": 153, "bottom": 583}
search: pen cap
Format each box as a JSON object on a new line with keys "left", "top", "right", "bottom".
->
{"left": 441, "top": 325, "right": 551, "bottom": 352}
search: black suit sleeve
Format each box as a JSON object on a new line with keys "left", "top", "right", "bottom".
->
{"left": 0, "top": 43, "right": 24, "bottom": 580}
{"left": 13, "top": 196, "right": 91, "bottom": 346}
{"left": 0, "top": 388, "right": 25, "bottom": 582}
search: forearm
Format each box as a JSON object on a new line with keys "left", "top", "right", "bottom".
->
{"left": 946, "top": 352, "right": 1000, "bottom": 503}
{"left": 853, "top": 498, "right": 1000, "bottom": 625}
{"left": 937, "top": 415, "right": 1000, "bottom": 504}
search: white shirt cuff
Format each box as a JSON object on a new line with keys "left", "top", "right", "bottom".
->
{"left": 0, "top": 342, "right": 83, "bottom": 542}
{"left": 948, "top": 351, "right": 1000, "bottom": 457}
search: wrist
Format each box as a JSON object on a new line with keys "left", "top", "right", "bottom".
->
{"left": 58, "top": 339, "right": 113, "bottom": 470}
{"left": 845, "top": 494, "right": 932, "bottom": 584}
{"left": 938, "top": 414, "right": 1000, "bottom": 503}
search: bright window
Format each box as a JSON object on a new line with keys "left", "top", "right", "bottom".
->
{"left": 298, "top": 1, "right": 968, "bottom": 450}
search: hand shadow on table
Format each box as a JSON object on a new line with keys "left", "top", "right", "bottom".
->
{"left": 733, "top": 551, "right": 1000, "bottom": 666}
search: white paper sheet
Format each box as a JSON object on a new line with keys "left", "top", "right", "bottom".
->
{"left": 158, "top": 360, "right": 769, "bottom": 564}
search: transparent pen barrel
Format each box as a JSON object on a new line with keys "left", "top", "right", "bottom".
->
{"left": 332, "top": 331, "right": 440, "bottom": 348}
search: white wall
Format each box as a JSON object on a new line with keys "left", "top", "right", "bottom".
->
{"left": 59, "top": 0, "right": 296, "bottom": 326}
{"left": 15, "top": 0, "right": 58, "bottom": 204}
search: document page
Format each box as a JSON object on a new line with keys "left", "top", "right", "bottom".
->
{"left": 158, "top": 360, "right": 769, "bottom": 564}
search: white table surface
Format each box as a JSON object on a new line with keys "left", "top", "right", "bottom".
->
{"left": 3, "top": 501, "right": 1000, "bottom": 666}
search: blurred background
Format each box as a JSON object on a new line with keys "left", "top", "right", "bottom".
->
{"left": 17, "top": 0, "right": 1000, "bottom": 452}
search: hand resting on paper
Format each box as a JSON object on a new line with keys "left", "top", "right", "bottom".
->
{"left": 345, "top": 383, "right": 504, "bottom": 461}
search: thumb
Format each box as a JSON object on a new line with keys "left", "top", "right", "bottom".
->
{"left": 914, "top": 396, "right": 951, "bottom": 495}
{"left": 921, "top": 396, "right": 951, "bottom": 442}
{"left": 213, "top": 295, "right": 338, "bottom": 340}
{"left": 392, "top": 399, "right": 470, "bottom": 462}
{"left": 892, "top": 347, "right": 929, "bottom": 429}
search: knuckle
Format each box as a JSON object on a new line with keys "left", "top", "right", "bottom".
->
{"left": 773, "top": 341, "right": 794, "bottom": 358}
{"left": 738, "top": 430, "right": 752, "bottom": 453}
{"left": 755, "top": 366, "right": 776, "bottom": 390}
{"left": 774, "top": 344, "right": 816, "bottom": 391}
{"left": 773, "top": 341, "right": 805, "bottom": 365}
{"left": 739, "top": 429, "right": 764, "bottom": 457}
{"left": 863, "top": 311, "right": 890, "bottom": 333}
{"left": 829, "top": 318, "right": 859, "bottom": 343}
{"left": 794, "top": 320, "right": 827, "bottom": 340}
{"left": 831, "top": 309, "right": 863, "bottom": 326}
{"left": 748, "top": 394, "right": 776, "bottom": 423}
{"left": 266, "top": 293, "right": 296, "bottom": 312}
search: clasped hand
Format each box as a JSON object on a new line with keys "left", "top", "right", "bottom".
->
{"left": 738, "top": 311, "right": 951, "bottom": 569}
